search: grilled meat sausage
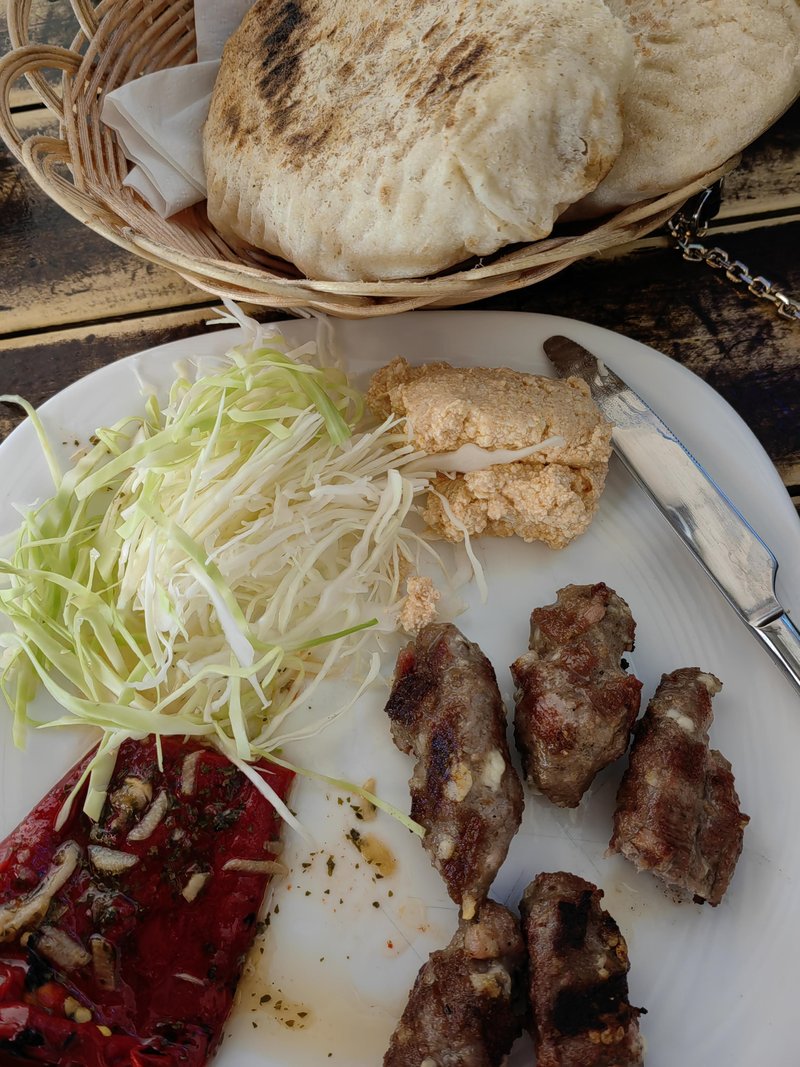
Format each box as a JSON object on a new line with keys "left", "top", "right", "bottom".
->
{"left": 610, "top": 667, "right": 749, "bottom": 905}
{"left": 511, "top": 583, "right": 642, "bottom": 807}
{"left": 384, "top": 900, "right": 527, "bottom": 1067}
{"left": 521, "top": 872, "right": 644, "bottom": 1067}
{"left": 385, "top": 623, "right": 523, "bottom": 919}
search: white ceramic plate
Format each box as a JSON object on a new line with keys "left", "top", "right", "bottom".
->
{"left": 1, "top": 311, "right": 799, "bottom": 1067}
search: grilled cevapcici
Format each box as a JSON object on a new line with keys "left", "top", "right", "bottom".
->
{"left": 521, "top": 871, "right": 644, "bottom": 1067}
{"left": 384, "top": 900, "right": 527, "bottom": 1067}
{"left": 611, "top": 667, "right": 749, "bottom": 906}
{"left": 511, "top": 583, "right": 642, "bottom": 807}
{"left": 0, "top": 738, "right": 293, "bottom": 1066}
{"left": 385, "top": 623, "right": 523, "bottom": 919}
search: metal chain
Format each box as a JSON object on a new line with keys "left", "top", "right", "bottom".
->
{"left": 667, "top": 180, "right": 800, "bottom": 321}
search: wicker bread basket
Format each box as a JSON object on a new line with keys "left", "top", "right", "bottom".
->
{"left": 0, "top": 0, "right": 736, "bottom": 318}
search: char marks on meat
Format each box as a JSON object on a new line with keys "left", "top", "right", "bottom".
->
{"left": 385, "top": 623, "right": 523, "bottom": 918}
{"left": 511, "top": 583, "right": 642, "bottom": 807}
{"left": 384, "top": 900, "right": 527, "bottom": 1067}
{"left": 610, "top": 667, "right": 749, "bottom": 906}
{"left": 521, "top": 871, "right": 644, "bottom": 1067}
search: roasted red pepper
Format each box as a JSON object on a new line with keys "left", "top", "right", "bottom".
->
{"left": 0, "top": 738, "right": 293, "bottom": 1066}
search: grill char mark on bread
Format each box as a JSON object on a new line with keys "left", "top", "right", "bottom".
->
{"left": 226, "top": 1, "right": 494, "bottom": 172}
{"left": 257, "top": 0, "right": 337, "bottom": 157}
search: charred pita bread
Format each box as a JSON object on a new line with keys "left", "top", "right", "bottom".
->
{"left": 577, "top": 0, "right": 800, "bottom": 216}
{"left": 203, "top": 0, "right": 633, "bottom": 281}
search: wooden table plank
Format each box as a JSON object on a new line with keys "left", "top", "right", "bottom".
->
{"left": 722, "top": 102, "right": 800, "bottom": 216}
{"left": 0, "top": 111, "right": 212, "bottom": 336}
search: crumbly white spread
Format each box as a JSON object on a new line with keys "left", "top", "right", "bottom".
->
{"left": 367, "top": 358, "right": 612, "bottom": 549}
{"left": 398, "top": 575, "right": 440, "bottom": 634}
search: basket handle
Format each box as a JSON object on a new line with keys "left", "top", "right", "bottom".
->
{"left": 6, "top": 0, "right": 97, "bottom": 76}
{"left": 5, "top": 0, "right": 87, "bottom": 111}
{"left": 20, "top": 131, "right": 120, "bottom": 227}
{"left": 69, "top": 0, "right": 100, "bottom": 40}
{"left": 0, "top": 44, "right": 82, "bottom": 158}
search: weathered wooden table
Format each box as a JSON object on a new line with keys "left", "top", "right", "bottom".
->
{"left": 1, "top": 5, "right": 798, "bottom": 518}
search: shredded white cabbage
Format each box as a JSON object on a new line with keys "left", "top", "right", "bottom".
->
{"left": 406, "top": 437, "right": 566, "bottom": 474}
{"left": 0, "top": 320, "right": 440, "bottom": 826}
{"left": 427, "top": 487, "right": 489, "bottom": 604}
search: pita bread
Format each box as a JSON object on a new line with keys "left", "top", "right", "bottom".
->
{"left": 576, "top": 0, "right": 800, "bottom": 216}
{"left": 203, "top": 0, "right": 633, "bottom": 281}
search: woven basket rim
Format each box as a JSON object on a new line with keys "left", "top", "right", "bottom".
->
{"left": 0, "top": 0, "right": 739, "bottom": 316}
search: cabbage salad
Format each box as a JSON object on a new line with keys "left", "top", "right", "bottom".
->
{"left": 0, "top": 311, "right": 442, "bottom": 832}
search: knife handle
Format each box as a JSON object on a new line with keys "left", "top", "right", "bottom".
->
{"left": 754, "top": 614, "right": 800, "bottom": 697}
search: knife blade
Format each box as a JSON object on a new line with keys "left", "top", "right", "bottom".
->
{"left": 543, "top": 334, "right": 800, "bottom": 696}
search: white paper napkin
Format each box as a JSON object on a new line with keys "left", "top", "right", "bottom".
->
{"left": 100, "top": 0, "right": 254, "bottom": 217}
{"left": 194, "top": 0, "right": 253, "bottom": 63}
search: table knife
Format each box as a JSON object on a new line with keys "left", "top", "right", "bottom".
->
{"left": 543, "top": 334, "right": 800, "bottom": 697}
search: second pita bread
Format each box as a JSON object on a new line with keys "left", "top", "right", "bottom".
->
{"left": 576, "top": 0, "right": 800, "bottom": 216}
